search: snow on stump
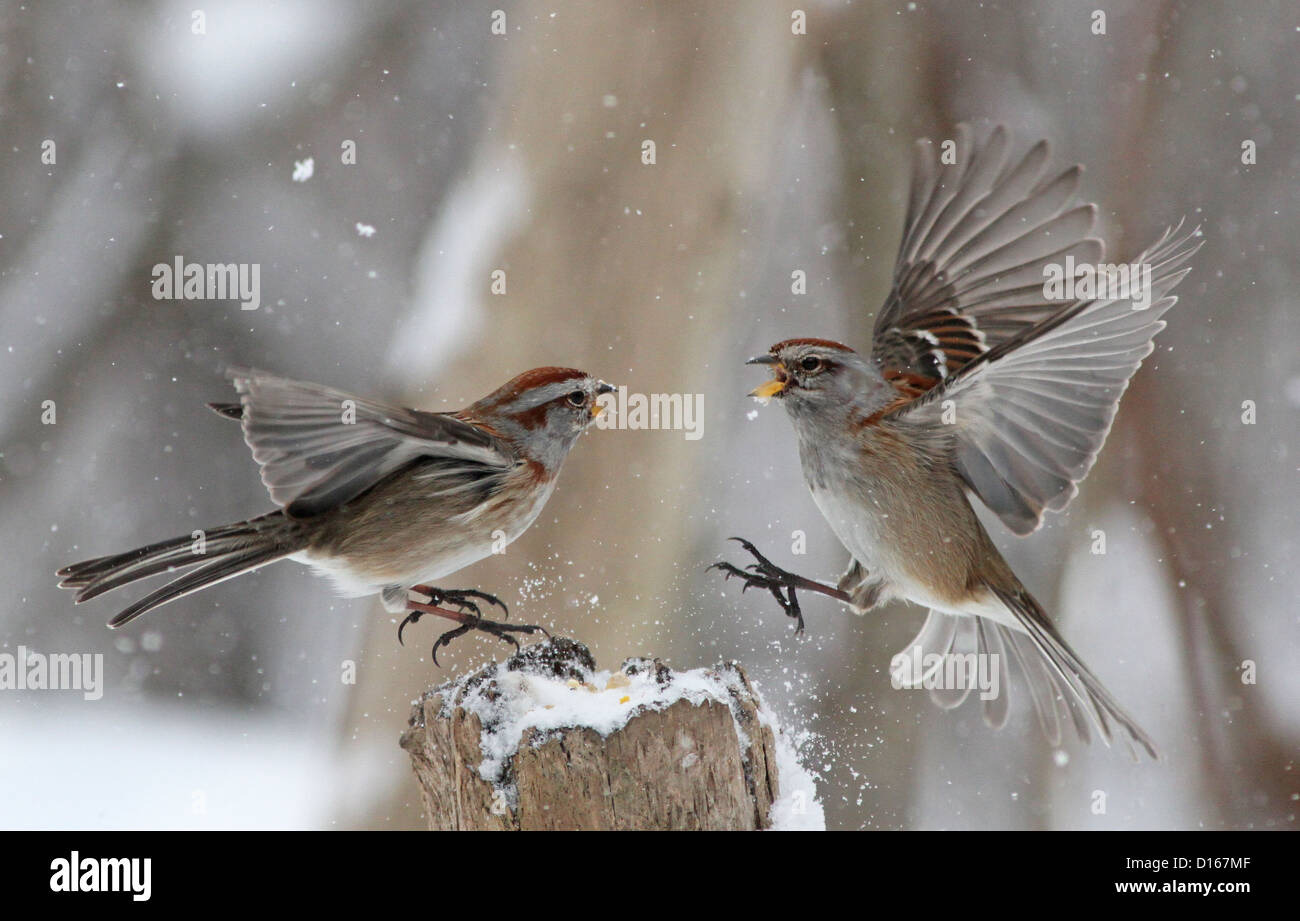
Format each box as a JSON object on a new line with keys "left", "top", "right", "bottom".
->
{"left": 399, "top": 637, "right": 821, "bottom": 830}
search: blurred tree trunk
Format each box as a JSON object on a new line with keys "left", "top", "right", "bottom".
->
{"left": 339, "top": 0, "right": 805, "bottom": 828}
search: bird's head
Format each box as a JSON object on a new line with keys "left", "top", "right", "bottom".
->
{"left": 467, "top": 367, "right": 615, "bottom": 465}
{"left": 747, "top": 339, "right": 890, "bottom": 423}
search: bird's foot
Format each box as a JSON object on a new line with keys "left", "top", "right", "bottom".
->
{"left": 429, "top": 618, "right": 549, "bottom": 667}
{"left": 413, "top": 585, "right": 509, "bottom": 618}
{"left": 397, "top": 585, "right": 509, "bottom": 646}
{"left": 398, "top": 587, "right": 546, "bottom": 666}
{"left": 709, "top": 538, "right": 807, "bottom": 632}
{"left": 709, "top": 537, "right": 851, "bottom": 634}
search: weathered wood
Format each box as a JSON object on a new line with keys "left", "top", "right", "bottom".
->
{"left": 400, "top": 638, "right": 781, "bottom": 830}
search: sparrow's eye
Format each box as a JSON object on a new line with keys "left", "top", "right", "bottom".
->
{"left": 800, "top": 356, "right": 823, "bottom": 372}
{"left": 565, "top": 390, "right": 586, "bottom": 407}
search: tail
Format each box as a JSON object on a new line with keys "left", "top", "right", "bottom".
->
{"left": 57, "top": 512, "right": 304, "bottom": 628}
{"left": 893, "top": 587, "right": 1159, "bottom": 761}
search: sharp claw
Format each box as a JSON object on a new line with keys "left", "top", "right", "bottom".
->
{"left": 412, "top": 604, "right": 547, "bottom": 664}
{"left": 710, "top": 561, "right": 752, "bottom": 583}
{"left": 434, "top": 593, "right": 477, "bottom": 616}
{"left": 713, "top": 537, "right": 816, "bottom": 635}
{"left": 403, "top": 587, "right": 521, "bottom": 654}
{"left": 430, "top": 623, "right": 473, "bottom": 667}
{"left": 446, "top": 589, "right": 508, "bottom": 619}
{"left": 785, "top": 588, "right": 805, "bottom": 633}
{"left": 397, "top": 611, "right": 421, "bottom": 646}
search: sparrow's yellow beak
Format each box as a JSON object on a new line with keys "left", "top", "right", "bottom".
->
{"left": 590, "top": 402, "right": 605, "bottom": 419}
{"left": 749, "top": 378, "right": 787, "bottom": 400}
{"left": 745, "top": 354, "right": 787, "bottom": 403}
{"left": 748, "top": 356, "right": 785, "bottom": 403}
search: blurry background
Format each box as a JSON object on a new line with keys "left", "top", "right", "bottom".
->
{"left": 1, "top": 0, "right": 1295, "bottom": 830}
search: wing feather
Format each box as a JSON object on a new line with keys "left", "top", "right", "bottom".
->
{"left": 227, "top": 369, "right": 515, "bottom": 518}
{"left": 873, "top": 124, "right": 1104, "bottom": 387}
{"left": 887, "top": 224, "right": 1202, "bottom": 533}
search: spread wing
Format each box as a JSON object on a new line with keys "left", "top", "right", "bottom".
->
{"left": 226, "top": 368, "right": 515, "bottom": 518}
{"left": 886, "top": 224, "right": 1201, "bottom": 534}
{"left": 872, "top": 123, "right": 1103, "bottom": 397}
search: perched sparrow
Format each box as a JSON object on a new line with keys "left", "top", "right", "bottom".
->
{"left": 59, "top": 367, "right": 613, "bottom": 661}
{"left": 714, "top": 124, "right": 1200, "bottom": 759}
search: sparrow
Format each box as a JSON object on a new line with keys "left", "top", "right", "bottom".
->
{"left": 713, "top": 124, "right": 1201, "bottom": 759}
{"left": 58, "top": 366, "right": 614, "bottom": 662}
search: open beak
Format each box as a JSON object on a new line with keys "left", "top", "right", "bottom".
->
{"left": 746, "top": 355, "right": 787, "bottom": 402}
{"left": 749, "top": 378, "right": 787, "bottom": 400}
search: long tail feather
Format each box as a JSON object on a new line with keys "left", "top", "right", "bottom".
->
{"left": 987, "top": 584, "right": 1159, "bottom": 761}
{"left": 56, "top": 516, "right": 273, "bottom": 588}
{"left": 73, "top": 532, "right": 267, "bottom": 603}
{"left": 106, "top": 544, "right": 289, "bottom": 628}
{"left": 57, "top": 512, "right": 302, "bottom": 627}
{"left": 895, "top": 596, "right": 1157, "bottom": 759}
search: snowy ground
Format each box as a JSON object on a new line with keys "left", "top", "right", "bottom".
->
{"left": 0, "top": 700, "right": 335, "bottom": 830}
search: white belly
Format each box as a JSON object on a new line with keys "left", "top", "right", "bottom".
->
{"left": 808, "top": 483, "right": 894, "bottom": 585}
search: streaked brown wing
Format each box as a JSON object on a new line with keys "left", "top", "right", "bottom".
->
{"left": 872, "top": 123, "right": 1103, "bottom": 394}
{"left": 887, "top": 224, "right": 1201, "bottom": 534}
{"left": 227, "top": 368, "right": 515, "bottom": 518}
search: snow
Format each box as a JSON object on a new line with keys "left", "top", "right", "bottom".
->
{"left": 457, "top": 661, "right": 734, "bottom": 787}
{"left": 427, "top": 647, "right": 825, "bottom": 830}
{"left": 0, "top": 699, "right": 335, "bottom": 829}
{"left": 761, "top": 708, "right": 826, "bottom": 831}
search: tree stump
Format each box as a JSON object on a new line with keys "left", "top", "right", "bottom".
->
{"left": 399, "top": 637, "right": 819, "bottom": 830}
